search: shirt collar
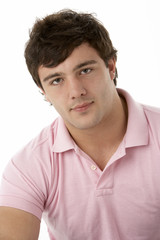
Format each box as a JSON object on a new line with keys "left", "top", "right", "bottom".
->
{"left": 52, "top": 117, "right": 75, "bottom": 153}
{"left": 117, "top": 88, "right": 149, "bottom": 148}
{"left": 52, "top": 88, "right": 149, "bottom": 153}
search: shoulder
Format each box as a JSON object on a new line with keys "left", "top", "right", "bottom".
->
{"left": 15, "top": 117, "right": 59, "bottom": 158}
{"left": 142, "top": 104, "right": 160, "bottom": 149}
{"left": 0, "top": 118, "right": 60, "bottom": 217}
{"left": 24, "top": 117, "right": 59, "bottom": 152}
{"left": 6, "top": 117, "right": 60, "bottom": 179}
{"left": 142, "top": 104, "right": 160, "bottom": 125}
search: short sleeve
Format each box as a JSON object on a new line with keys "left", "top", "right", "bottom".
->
{"left": 0, "top": 145, "right": 50, "bottom": 220}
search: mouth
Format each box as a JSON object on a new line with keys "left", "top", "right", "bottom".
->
{"left": 71, "top": 101, "right": 94, "bottom": 112}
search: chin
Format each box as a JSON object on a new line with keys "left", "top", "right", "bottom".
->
{"left": 69, "top": 118, "right": 102, "bottom": 130}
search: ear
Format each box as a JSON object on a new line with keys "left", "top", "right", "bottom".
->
{"left": 108, "top": 58, "right": 116, "bottom": 80}
{"left": 39, "top": 88, "right": 51, "bottom": 103}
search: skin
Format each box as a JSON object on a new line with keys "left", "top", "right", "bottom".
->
{"left": 39, "top": 43, "right": 128, "bottom": 170}
{"left": 39, "top": 43, "right": 117, "bottom": 131}
{"left": 0, "top": 207, "right": 40, "bottom": 240}
{"left": 0, "top": 43, "right": 128, "bottom": 239}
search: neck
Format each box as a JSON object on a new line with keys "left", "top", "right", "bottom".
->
{"left": 66, "top": 93, "right": 128, "bottom": 169}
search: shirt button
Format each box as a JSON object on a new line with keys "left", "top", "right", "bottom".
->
{"left": 91, "top": 165, "right": 97, "bottom": 170}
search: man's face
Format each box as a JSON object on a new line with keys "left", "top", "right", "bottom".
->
{"left": 38, "top": 43, "right": 117, "bottom": 131}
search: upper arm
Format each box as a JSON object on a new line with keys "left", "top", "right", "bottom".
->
{"left": 0, "top": 207, "right": 40, "bottom": 240}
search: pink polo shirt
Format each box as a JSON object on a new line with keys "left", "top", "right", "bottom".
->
{"left": 0, "top": 88, "right": 160, "bottom": 240}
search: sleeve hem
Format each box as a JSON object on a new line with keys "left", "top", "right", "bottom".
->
{"left": 0, "top": 196, "right": 43, "bottom": 220}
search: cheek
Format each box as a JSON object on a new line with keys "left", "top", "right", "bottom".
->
{"left": 97, "top": 79, "right": 114, "bottom": 103}
{"left": 94, "top": 77, "right": 109, "bottom": 94}
{"left": 45, "top": 89, "right": 60, "bottom": 104}
{"left": 49, "top": 95, "right": 66, "bottom": 113}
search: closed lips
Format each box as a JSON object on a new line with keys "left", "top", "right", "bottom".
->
{"left": 71, "top": 101, "right": 94, "bottom": 110}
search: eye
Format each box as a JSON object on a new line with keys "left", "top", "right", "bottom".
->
{"left": 80, "top": 68, "right": 92, "bottom": 75}
{"left": 50, "top": 78, "right": 63, "bottom": 86}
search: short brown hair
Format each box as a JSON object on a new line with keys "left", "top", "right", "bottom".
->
{"left": 24, "top": 9, "right": 118, "bottom": 89}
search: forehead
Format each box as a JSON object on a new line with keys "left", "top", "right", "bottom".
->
{"left": 38, "top": 43, "right": 104, "bottom": 85}
{"left": 38, "top": 43, "right": 103, "bottom": 79}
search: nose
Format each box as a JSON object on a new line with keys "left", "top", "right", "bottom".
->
{"left": 68, "top": 78, "right": 87, "bottom": 99}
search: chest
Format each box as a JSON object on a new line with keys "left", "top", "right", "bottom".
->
{"left": 43, "top": 146, "right": 160, "bottom": 240}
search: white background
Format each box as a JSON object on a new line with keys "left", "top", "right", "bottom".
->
{"left": 0, "top": 0, "right": 160, "bottom": 239}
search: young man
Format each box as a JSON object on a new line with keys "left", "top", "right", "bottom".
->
{"left": 0, "top": 9, "right": 160, "bottom": 240}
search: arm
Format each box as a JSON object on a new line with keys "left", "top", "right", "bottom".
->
{"left": 0, "top": 207, "right": 40, "bottom": 240}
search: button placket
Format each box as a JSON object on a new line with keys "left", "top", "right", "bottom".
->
{"left": 74, "top": 145, "right": 101, "bottom": 178}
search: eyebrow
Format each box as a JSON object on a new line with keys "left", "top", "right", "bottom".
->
{"left": 73, "top": 60, "right": 97, "bottom": 71}
{"left": 42, "top": 60, "right": 97, "bottom": 82}
{"left": 43, "top": 72, "right": 62, "bottom": 82}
